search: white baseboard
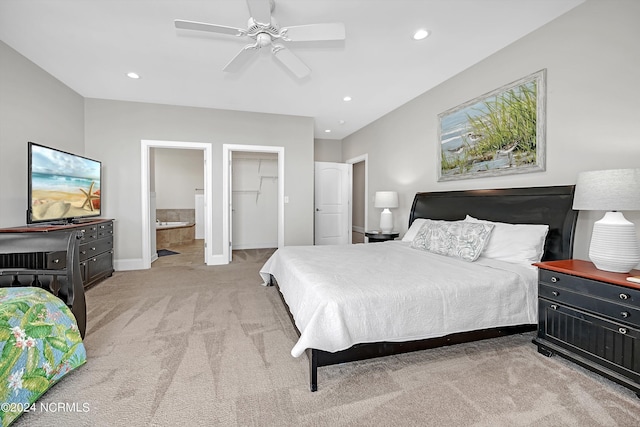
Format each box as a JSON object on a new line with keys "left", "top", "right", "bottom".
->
{"left": 352, "top": 226, "right": 365, "bottom": 234}
{"left": 114, "top": 258, "right": 145, "bottom": 271}
{"left": 232, "top": 242, "right": 278, "bottom": 250}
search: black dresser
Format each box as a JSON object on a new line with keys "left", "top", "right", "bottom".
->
{"left": 533, "top": 259, "right": 640, "bottom": 397}
{"left": 0, "top": 219, "right": 114, "bottom": 289}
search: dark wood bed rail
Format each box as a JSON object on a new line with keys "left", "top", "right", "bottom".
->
{"left": 271, "top": 185, "right": 578, "bottom": 391}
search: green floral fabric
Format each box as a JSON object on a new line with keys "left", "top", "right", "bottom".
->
{"left": 0, "top": 287, "right": 86, "bottom": 426}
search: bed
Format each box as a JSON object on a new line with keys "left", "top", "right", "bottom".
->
{"left": 260, "top": 185, "right": 577, "bottom": 391}
{"left": 0, "top": 231, "right": 87, "bottom": 426}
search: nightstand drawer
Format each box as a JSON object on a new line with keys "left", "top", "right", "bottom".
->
{"left": 539, "top": 269, "right": 640, "bottom": 306}
{"left": 540, "top": 283, "right": 640, "bottom": 328}
{"left": 539, "top": 299, "right": 640, "bottom": 381}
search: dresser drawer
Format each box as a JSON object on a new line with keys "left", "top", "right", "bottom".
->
{"left": 539, "top": 269, "right": 640, "bottom": 306}
{"left": 540, "top": 283, "right": 640, "bottom": 328}
{"left": 45, "top": 250, "right": 66, "bottom": 269}
{"left": 79, "top": 237, "right": 113, "bottom": 262}
{"left": 76, "top": 224, "right": 98, "bottom": 242}
{"left": 97, "top": 221, "right": 113, "bottom": 238}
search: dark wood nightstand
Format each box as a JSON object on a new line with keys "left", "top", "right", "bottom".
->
{"left": 533, "top": 259, "right": 640, "bottom": 397}
{"left": 365, "top": 231, "right": 399, "bottom": 243}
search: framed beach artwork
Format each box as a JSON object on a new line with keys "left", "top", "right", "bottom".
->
{"left": 437, "top": 69, "right": 546, "bottom": 181}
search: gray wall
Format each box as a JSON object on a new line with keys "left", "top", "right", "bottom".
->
{"left": 314, "top": 138, "right": 342, "bottom": 162}
{"left": 84, "top": 98, "right": 314, "bottom": 265}
{"left": 154, "top": 148, "right": 204, "bottom": 209}
{"left": 342, "top": 0, "right": 640, "bottom": 264}
{"left": 0, "top": 41, "right": 84, "bottom": 226}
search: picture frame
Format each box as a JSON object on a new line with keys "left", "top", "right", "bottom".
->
{"left": 437, "top": 69, "right": 546, "bottom": 181}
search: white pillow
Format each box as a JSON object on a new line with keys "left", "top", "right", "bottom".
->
{"left": 464, "top": 215, "right": 549, "bottom": 265}
{"left": 410, "top": 219, "right": 494, "bottom": 262}
{"left": 402, "top": 218, "right": 428, "bottom": 242}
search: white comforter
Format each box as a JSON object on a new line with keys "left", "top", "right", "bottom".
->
{"left": 259, "top": 241, "right": 537, "bottom": 357}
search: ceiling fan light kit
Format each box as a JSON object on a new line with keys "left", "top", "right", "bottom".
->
{"left": 175, "top": 0, "right": 345, "bottom": 79}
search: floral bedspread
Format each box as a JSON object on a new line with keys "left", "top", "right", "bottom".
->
{"left": 0, "top": 287, "right": 86, "bottom": 426}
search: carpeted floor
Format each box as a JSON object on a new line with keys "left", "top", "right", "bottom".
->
{"left": 15, "top": 243, "right": 640, "bottom": 426}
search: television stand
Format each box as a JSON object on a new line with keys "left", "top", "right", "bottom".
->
{"left": 0, "top": 219, "right": 114, "bottom": 289}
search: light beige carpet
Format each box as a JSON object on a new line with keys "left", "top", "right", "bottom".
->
{"left": 14, "top": 248, "right": 640, "bottom": 426}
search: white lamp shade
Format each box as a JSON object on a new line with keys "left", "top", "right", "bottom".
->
{"left": 573, "top": 168, "right": 640, "bottom": 273}
{"left": 573, "top": 169, "right": 640, "bottom": 211}
{"left": 374, "top": 191, "right": 399, "bottom": 209}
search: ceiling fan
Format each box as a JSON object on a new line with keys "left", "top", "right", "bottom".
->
{"left": 174, "top": 0, "right": 346, "bottom": 79}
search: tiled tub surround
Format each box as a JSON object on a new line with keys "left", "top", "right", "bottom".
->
{"left": 155, "top": 208, "right": 196, "bottom": 249}
{"left": 156, "top": 209, "right": 195, "bottom": 223}
{"left": 156, "top": 222, "right": 195, "bottom": 248}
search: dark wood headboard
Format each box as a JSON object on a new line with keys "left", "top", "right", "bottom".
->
{"left": 408, "top": 185, "right": 577, "bottom": 261}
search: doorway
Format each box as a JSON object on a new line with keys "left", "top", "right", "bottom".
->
{"left": 140, "top": 140, "right": 213, "bottom": 268}
{"left": 222, "top": 144, "right": 284, "bottom": 264}
{"left": 346, "top": 154, "right": 368, "bottom": 243}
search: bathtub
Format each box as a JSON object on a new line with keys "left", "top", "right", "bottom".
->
{"left": 156, "top": 221, "right": 191, "bottom": 229}
{"left": 156, "top": 222, "right": 195, "bottom": 248}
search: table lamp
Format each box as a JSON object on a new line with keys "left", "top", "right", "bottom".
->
{"left": 572, "top": 168, "right": 640, "bottom": 273}
{"left": 374, "top": 191, "right": 398, "bottom": 233}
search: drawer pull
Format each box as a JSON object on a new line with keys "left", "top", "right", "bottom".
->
{"left": 619, "top": 293, "right": 630, "bottom": 300}
{"left": 550, "top": 304, "right": 558, "bottom": 310}
{"left": 621, "top": 311, "right": 630, "bottom": 319}
{"left": 619, "top": 327, "right": 628, "bottom": 335}
{"left": 91, "top": 247, "right": 96, "bottom": 251}
{"left": 81, "top": 251, "right": 87, "bottom": 255}
{"left": 551, "top": 277, "right": 558, "bottom": 283}
{"left": 551, "top": 291, "right": 559, "bottom": 297}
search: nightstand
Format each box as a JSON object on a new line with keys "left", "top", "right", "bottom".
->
{"left": 533, "top": 259, "right": 640, "bottom": 397}
{"left": 365, "top": 231, "right": 399, "bottom": 243}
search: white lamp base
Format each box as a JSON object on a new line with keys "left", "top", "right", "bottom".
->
{"left": 379, "top": 208, "right": 393, "bottom": 233}
{"left": 589, "top": 211, "right": 640, "bottom": 273}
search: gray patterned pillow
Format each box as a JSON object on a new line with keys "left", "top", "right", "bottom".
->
{"left": 410, "top": 219, "right": 494, "bottom": 262}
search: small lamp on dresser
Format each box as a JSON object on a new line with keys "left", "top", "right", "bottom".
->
{"left": 374, "top": 191, "right": 398, "bottom": 233}
{"left": 572, "top": 168, "right": 640, "bottom": 273}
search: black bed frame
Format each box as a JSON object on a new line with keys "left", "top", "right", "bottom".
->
{"left": 271, "top": 185, "right": 578, "bottom": 391}
{"left": 0, "top": 231, "right": 87, "bottom": 338}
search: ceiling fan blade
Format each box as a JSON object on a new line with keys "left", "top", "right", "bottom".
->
{"left": 246, "top": 0, "right": 272, "bottom": 25}
{"left": 223, "top": 44, "right": 259, "bottom": 73}
{"left": 272, "top": 45, "right": 311, "bottom": 79}
{"left": 175, "top": 19, "right": 245, "bottom": 37}
{"left": 281, "top": 23, "right": 346, "bottom": 42}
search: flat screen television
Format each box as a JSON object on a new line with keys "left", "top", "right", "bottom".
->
{"left": 27, "top": 142, "right": 102, "bottom": 224}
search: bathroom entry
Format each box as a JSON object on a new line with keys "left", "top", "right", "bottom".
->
{"left": 231, "top": 152, "right": 278, "bottom": 250}
{"left": 153, "top": 148, "right": 204, "bottom": 257}
{"left": 141, "top": 139, "right": 213, "bottom": 268}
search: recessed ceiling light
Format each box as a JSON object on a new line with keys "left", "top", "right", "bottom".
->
{"left": 126, "top": 72, "right": 140, "bottom": 79}
{"left": 413, "top": 29, "right": 430, "bottom": 40}
{"left": 339, "top": 120, "right": 345, "bottom": 125}
{"left": 324, "top": 129, "right": 331, "bottom": 133}
{"left": 343, "top": 96, "right": 352, "bottom": 102}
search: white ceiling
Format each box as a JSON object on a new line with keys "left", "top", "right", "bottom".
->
{"left": 0, "top": 0, "right": 584, "bottom": 140}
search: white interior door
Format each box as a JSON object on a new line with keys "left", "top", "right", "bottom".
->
{"left": 314, "top": 162, "right": 352, "bottom": 245}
